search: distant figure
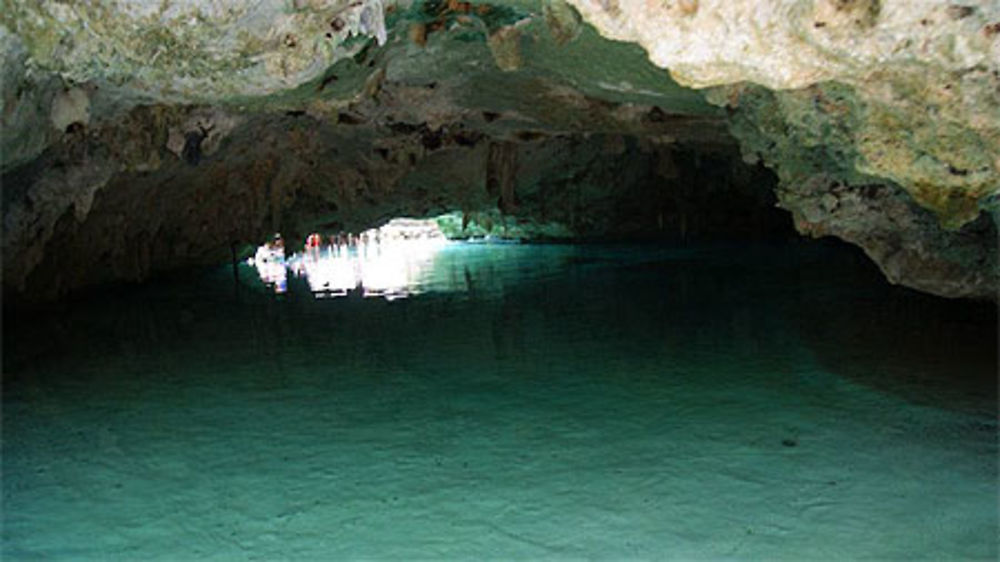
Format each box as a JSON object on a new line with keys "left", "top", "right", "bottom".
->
{"left": 306, "top": 232, "right": 322, "bottom": 260}
{"left": 253, "top": 233, "right": 287, "bottom": 294}
{"left": 360, "top": 232, "right": 370, "bottom": 257}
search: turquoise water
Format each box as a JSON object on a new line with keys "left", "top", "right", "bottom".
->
{"left": 3, "top": 241, "right": 997, "bottom": 560}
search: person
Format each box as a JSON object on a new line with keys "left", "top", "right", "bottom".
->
{"left": 306, "top": 232, "right": 322, "bottom": 260}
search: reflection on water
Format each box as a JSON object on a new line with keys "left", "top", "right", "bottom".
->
{"left": 292, "top": 239, "right": 447, "bottom": 300}
{"left": 250, "top": 219, "right": 453, "bottom": 299}
{"left": 251, "top": 239, "right": 552, "bottom": 301}
{"left": 3, "top": 240, "right": 997, "bottom": 560}
{"left": 252, "top": 238, "right": 449, "bottom": 300}
{"left": 252, "top": 237, "right": 287, "bottom": 293}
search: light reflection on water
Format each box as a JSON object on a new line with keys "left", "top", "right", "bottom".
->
{"left": 253, "top": 239, "right": 450, "bottom": 300}
{"left": 2, "top": 240, "right": 996, "bottom": 560}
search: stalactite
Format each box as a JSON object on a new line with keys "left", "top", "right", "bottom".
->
{"left": 487, "top": 141, "right": 518, "bottom": 214}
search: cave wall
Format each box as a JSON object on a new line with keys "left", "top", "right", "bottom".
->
{"left": 2, "top": 0, "right": 997, "bottom": 301}
{"left": 5, "top": 103, "right": 786, "bottom": 300}
{"left": 711, "top": 82, "right": 999, "bottom": 300}
{"left": 569, "top": 0, "right": 1000, "bottom": 228}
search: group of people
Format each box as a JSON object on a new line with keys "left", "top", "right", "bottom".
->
{"left": 251, "top": 222, "right": 447, "bottom": 298}
{"left": 303, "top": 231, "right": 379, "bottom": 260}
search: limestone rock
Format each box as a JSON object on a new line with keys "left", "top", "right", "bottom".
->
{"left": 487, "top": 25, "right": 524, "bottom": 72}
{"left": 165, "top": 109, "right": 244, "bottom": 162}
{"left": 715, "top": 81, "right": 998, "bottom": 298}
{"left": 1, "top": 0, "right": 996, "bottom": 302}
{"left": 544, "top": 0, "right": 582, "bottom": 45}
{"left": 568, "top": 0, "right": 1000, "bottom": 228}
{"left": 780, "top": 175, "right": 997, "bottom": 300}
{"left": 0, "top": 0, "right": 391, "bottom": 103}
{"left": 49, "top": 86, "right": 90, "bottom": 131}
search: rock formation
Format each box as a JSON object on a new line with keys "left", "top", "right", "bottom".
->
{"left": 2, "top": 0, "right": 996, "bottom": 300}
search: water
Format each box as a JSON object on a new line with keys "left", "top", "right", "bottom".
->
{"left": 3, "top": 241, "right": 997, "bottom": 560}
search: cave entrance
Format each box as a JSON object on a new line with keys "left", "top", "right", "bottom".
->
{"left": 248, "top": 218, "right": 449, "bottom": 299}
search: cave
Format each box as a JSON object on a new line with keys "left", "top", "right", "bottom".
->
{"left": 2, "top": 1, "right": 998, "bottom": 559}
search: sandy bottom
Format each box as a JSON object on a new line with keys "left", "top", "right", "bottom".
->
{"left": 3, "top": 241, "right": 997, "bottom": 560}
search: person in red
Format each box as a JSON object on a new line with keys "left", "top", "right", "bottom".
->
{"left": 306, "top": 233, "right": 322, "bottom": 260}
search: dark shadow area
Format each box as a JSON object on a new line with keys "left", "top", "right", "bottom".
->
{"left": 794, "top": 247, "right": 998, "bottom": 417}
{"left": 5, "top": 237, "right": 994, "bottom": 419}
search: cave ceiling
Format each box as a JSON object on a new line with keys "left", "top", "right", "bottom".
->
{"left": 1, "top": 0, "right": 997, "bottom": 300}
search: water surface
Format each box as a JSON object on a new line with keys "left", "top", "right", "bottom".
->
{"left": 4, "top": 241, "right": 997, "bottom": 560}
